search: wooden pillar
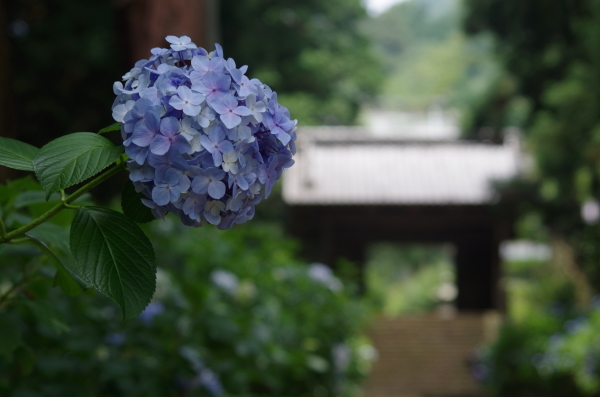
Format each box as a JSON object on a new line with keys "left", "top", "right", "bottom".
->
{"left": 119, "top": 0, "right": 219, "bottom": 63}
{"left": 454, "top": 231, "right": 498, "bottom": 311}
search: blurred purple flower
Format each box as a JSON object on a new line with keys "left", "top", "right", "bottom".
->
{"left": 138, "top": 301, "right": 165, "bottom": 325}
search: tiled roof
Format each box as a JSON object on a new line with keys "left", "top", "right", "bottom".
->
{"left": 282, "top": 127, "right": 523, "bottom": 205}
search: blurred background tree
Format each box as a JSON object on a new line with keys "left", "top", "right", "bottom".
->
{"left": 361, "top": 0, "right": 499, "bottom": 129}
{"left": 220, "top": 0, "right": 382, "bottom": 125}
{"left": 463, "top": 1, "right": 600, "bottom": 395}
{"left": 2, "top": 0, "right": 381, "bottom": 149}
{"left": 463, "top": 0, "right": 600, "bottom": 295}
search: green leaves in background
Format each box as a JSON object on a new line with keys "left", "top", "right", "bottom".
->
{"left": 14, "top": 191, "right": 61, "bottom": 209}
{"left": 70, "top": 207, "right": 156, "bottom": 321}
{"left": 121, "top": 180, "right": 156, "bottom": 223}
{"left": 98, "top": 123, "right": 121, "bottom": 134}
{"left": 0, "top": 137, "right": 39, "bottom": 171}
{"left": 33, "top": 133, "right": 123, "bottom": 199}
{"left": 14, "top": 345, "right": 35, "bottom": 375}
{"left": 14, "top": 191, "right": 93, "bottom": 211}
{"left": 25, "top": 225, "right": 84, "bottom": 297}
{"left": 0, "top": 314, "right": 21, "bottom": 357}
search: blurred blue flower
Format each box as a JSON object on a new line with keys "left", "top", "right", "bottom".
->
{"left": 113, "top": 36, "right": 297, "bottom": 228}
{"left": 105, "top": 332, "right": 125, "bottom": 346}
{"left": 471, "top": 363, "right": 490, "bottom": 382}
{"left": 308, "top": 263, "right": 343, "bottom": 292}
{"left": 564, "top": 316, "right": 587, "bottom": 334}
{"left": 179, "top": 346, "right": 224, "bottom": 396}
{"left": 138, "top": 301, "right": 165, "bottom": 325}
{"left": 199, "top": 369, "right": 223, "bottom": 396}
{"left": 211, "top": 269, "right": 239, "bottom": 294}
{"left": 592, "top": 294, "right": 600, "bottom": 309}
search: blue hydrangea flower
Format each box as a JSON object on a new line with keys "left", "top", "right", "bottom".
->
{"left": 113, "top": 36, "right": 297, "bottom": 229}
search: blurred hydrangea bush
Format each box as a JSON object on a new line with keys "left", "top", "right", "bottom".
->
{"left": 114, "top": 36, "right": 297, "bottom": 229}
{"left": 473, "top": 302, "right": 600, "bottom": 397}
{"left": 0, "top": 220, "right": 373, "bottom": 396}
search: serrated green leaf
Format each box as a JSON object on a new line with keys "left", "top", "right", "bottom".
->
{"left": 0, "top": 314, "right": 21, "bottom": 357}
{"left": 98, "top": 122, "right": 121, "bottom": 134}
{"left": 15, "top": 345, "right": 35, "bottom": 375}
{"left": 121, "top": 180, "right": 156, "bottom": 223}
{"left": 0, "top": 137, "right": 39, "bottom": 171}
{"left": 33, "top": 132, "right": 123, "bottom": 199}
{"left": 70, "top": 207, "right": 156, "bottom": 321}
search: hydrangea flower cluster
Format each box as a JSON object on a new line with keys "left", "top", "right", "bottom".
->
{"left": 112, "top": 36, "right": 297, "bottom": 229}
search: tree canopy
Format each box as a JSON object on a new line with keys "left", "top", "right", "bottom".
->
{"left": 463, "top": 0, "right": 600, "bottom": 289}
{"left": 220, "top": 0, "right": 382, "bottom": 125}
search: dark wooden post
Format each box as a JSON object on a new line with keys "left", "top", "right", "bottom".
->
{"left": 119, "top": 0, "right": 219, "bottom": 63}
{"left": 454, "top": 231, "right": 498, "bottom": 311}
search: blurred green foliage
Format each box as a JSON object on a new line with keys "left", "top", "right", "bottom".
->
{"left": 0, "top": 181, "right": 372, "bottom": 396}
{"left": 365, "top": 243, "right": 455, "bottom": 317}
{"left": 463, "top": 0, "right": 600, "bottom": 290}
{"left": 220, "top": 0, "right": 382, "bottom": 125}
{"left": 476, "top": 298, "right": 600, "bottom": 396}
{"left": 477, "top": 237, "right": 599, "bottom": 396}
{"left": 361, "top": 0, "right": 499, "bottom": 124}
{"left": 0, "top": 0, "right": 383, "bottom": 394}
{"left": 4, "top": 0, "right": 381, "bottom": 150}
{"left": 475, "top": 311, "right": 581, "bottom": 397}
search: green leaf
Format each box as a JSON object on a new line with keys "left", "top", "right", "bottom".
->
{"left": 27, "top": 223, "right": 89, "bottom": 291}
{"left": 28, "top": 223, "right": 71, "bottom": 255}
{"left": 4, "top": 212, "right": 34, "bottom": 229}
{"left": 14, "top": 191, "right": 61, "bottom": 209}
{"left": 53, "top": 267, "right": 83, "bottom": 297}
{"left": 0, "top": 137, "right": 39, "bottom": 171}
{"left": 98, "top": 122, "right": 121, "bottom": 134}
{"left": 70, "top": 207, "right": 156, "bottom": 321}
{"left": 33, "top": 132, "right": 123, "bottom": 199}
{"left": 25, "top": 233, "right": 83, "bottom": 297}
{"left": 121, "top": 180, "right": 156, "bottom": 223}
{"left": 0, "top": 314, "right": 21, "bottom": 357}
{"left": 0, "top": 176, "right": 41, "bottom": 207}
{"left": 15, "top": 345, "right": 35, "bottom": 375}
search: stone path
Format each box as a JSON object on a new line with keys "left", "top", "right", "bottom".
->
{"left": 362, "top": 312, "right": 500, "bottom": 397}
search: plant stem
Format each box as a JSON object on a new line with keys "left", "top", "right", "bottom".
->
{"left": 0, "top": 161, "right": 125, "bottom": 244}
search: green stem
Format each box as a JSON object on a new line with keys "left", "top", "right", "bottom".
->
{"left": 0, "top": 161, "right": 125, "bottom": 244}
